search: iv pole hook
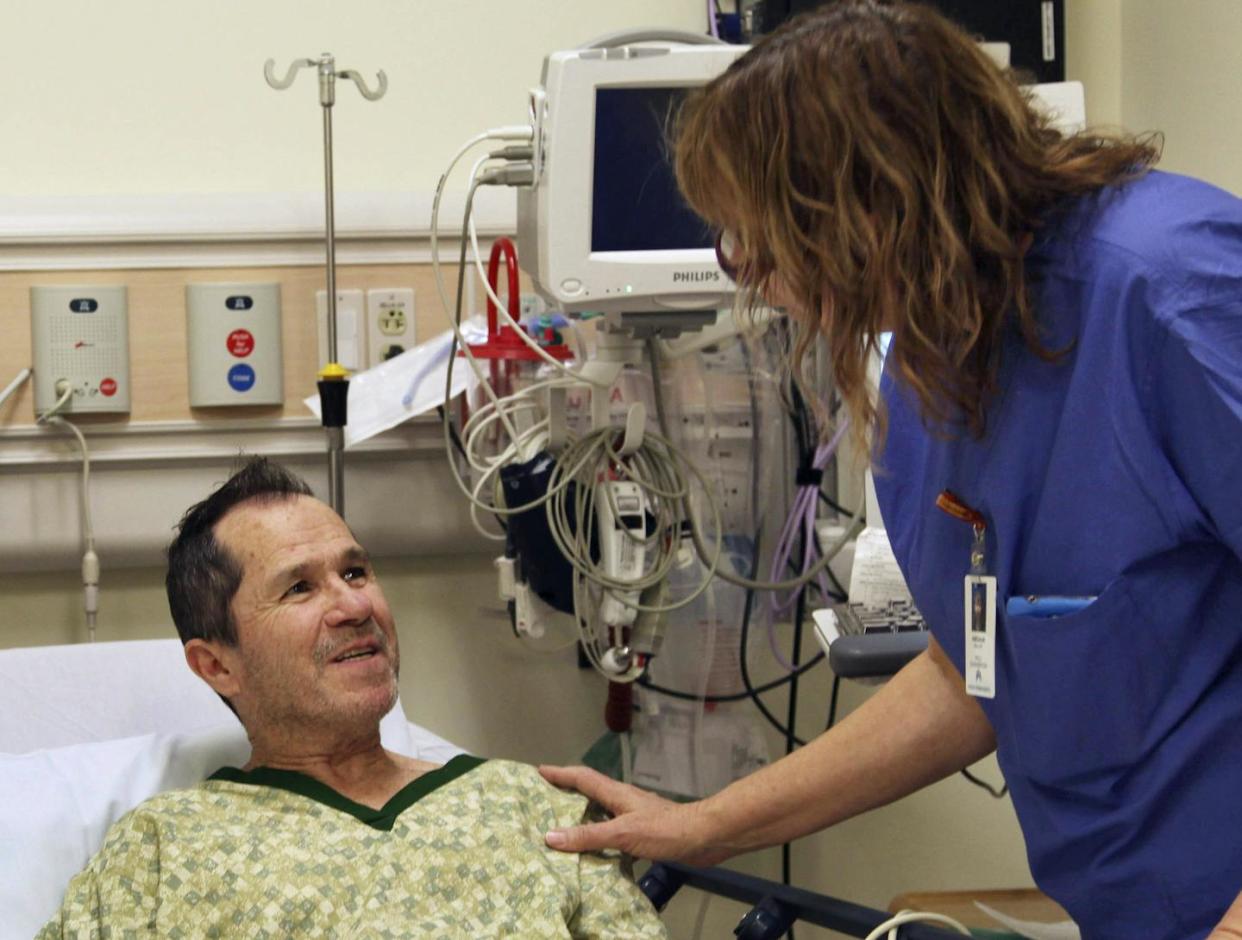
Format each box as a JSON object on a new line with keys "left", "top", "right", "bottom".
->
{"left": 263, "top": 57, "right": 317, "bottom": 90}
{"left": 339, "top": 69, "right": 388, "bottom": 101}
{"left": 265, "top": 55, "right": 389, "bottom": 107}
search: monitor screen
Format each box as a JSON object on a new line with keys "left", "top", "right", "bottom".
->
{"left": 591, "top": 87, "right": 714, "bottom": 254}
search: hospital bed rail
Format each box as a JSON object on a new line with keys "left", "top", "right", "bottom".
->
{"left": 640, "top": 862, "right": 966, "bottom": 939}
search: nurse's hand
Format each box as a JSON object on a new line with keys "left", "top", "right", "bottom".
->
{"left": 1207, "top": 887, "right": 1242, "bottom": 939}
{"left": 539, "top": 764, "right": 729, "bottom": 866}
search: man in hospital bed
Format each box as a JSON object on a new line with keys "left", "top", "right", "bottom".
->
{"left": 37, "top": 457, "right": 665, "bottom": 939}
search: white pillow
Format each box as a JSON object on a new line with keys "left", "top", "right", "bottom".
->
{"left": 0, "top": 708, "right": 464, "bottom": 940}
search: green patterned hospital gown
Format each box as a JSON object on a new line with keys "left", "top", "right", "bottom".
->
{"left": 38, "top": 756, "right": 667, "bottom": 938}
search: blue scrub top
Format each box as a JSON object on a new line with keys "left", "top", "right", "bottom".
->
{"left": 874, "top": 171, "right": 1242, "bottom": 940}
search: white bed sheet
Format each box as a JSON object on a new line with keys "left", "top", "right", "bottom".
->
{"left": 0, "top": 638, "right": 465, "bottom": 939}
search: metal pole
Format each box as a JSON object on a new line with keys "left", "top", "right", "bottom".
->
{"left": 318, "top": 55, "right": 345, "bottom": 517}
{"left": 320, "top": 58, "right": 338, "bottom": 368}
{"left": 264, "top": 54, "right": 386, "bottom": 522}
{"left": 327, "top": 427, "right": 345, "bottom": 515}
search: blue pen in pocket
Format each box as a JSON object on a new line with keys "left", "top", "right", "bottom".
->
{"left": 1005, "top": 595, "right": 1097, "bottom": 619}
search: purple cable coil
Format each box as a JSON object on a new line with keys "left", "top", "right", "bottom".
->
{"left": 766, "top": 419, "right": 850, "bottom": 672}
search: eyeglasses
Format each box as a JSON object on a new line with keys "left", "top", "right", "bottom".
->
{"left": 714, "top": 230, "right": 742, "bottom": 283}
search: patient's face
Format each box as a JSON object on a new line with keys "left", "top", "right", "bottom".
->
{"left": 214, "top": 495, "right": 400, "bottom": 736}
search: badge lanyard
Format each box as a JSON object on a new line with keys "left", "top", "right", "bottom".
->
{"left": 936, "top": 490, "right": 996, "bottom": 699}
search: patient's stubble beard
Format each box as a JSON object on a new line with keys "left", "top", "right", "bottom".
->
{"left": 247, "top": 621, "right": 400, "bottom": 734}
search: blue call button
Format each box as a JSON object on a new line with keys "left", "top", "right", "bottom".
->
{"left": 227, "top": 364, "right": 256, "bottom": 392}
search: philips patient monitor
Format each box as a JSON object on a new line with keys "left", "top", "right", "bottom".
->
{"left": 517, "top": 41, "right": 747, "bottom": 317}
{"left": 516, "top": 36, "right": 1081, "bottom": 320}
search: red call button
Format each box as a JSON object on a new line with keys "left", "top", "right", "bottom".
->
{"left": 100, "top": 378, "right": 117, "bottom": 397}
{"left": 227, "top": 329, "right": 255, "bottom": 358}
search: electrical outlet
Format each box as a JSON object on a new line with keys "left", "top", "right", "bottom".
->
{"left": 366, "top": 288, "right": 416, "bottom": 368}
{"left": 316, "top": 289, "right": 365, "bottom": 372}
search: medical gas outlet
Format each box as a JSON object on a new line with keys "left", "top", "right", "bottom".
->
{"left": 186, "top": 283, "right": 283, "bottom": 407}
{"left": 30, "top": 286, "right": 131, "bottom": 415}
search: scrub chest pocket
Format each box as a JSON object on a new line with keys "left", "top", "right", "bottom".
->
{"left": 1000, "top": 575, "right": 1175, "bottom": 788}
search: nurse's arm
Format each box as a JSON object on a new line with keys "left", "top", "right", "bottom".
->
{"left": 1207, "top": 889, "right": 1242, "bottom": 939}
{"left": 542, "top": 634, "right": 995, "bottom": 864}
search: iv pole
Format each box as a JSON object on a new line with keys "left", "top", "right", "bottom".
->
{"left": 263, "top": 54, "right": 387, "bottom": 517}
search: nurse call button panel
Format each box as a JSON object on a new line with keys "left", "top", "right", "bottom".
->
{"left": 30, "top": 285, "right": 131, "bottom": 415}
{"left": 186, "top": 283, "right": 283, "bottom": 407}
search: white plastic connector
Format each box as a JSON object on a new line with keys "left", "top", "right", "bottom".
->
{"left": 479, "top": 163, "right": 535, "bottom": 187}
{"left": 496, "top": 556, "right": 552, "bottom": 639}
{"left": 83, "top": 547, "right": 100, "bottom": 642}
{"left": 598, "top": 480, "right": 648, "bottom": 627}
{"left": 38, "top": 378, "right": 74, "bottom": 423}
{"left": 82, "top": 548, "right": 100, "bottom": 588}
{"left": 495, "top": 556, "right": 516, "bottom": 601}
{"left": 486, "top": 124, "right": 535, "bottom": 141}
{"left": 489, "top": 144, "right": 535, "bottom": 162}
{"left": 513, "top": 585, "right": 549, "bottom": 640}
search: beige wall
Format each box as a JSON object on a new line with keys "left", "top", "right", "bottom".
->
{"left": 3, "top": 1, "right": 1237, "bottom": 199}
{"left": 0, "top": 0, "right": 704, "bottom": 200}
{"left": 1066, "top": 0, "right": 1123, "bottom": 128}
{"left": 1118, "top": 0, "right": 1242, "bottom": 194}
{"left": 1066, "top": 0, "right": 1242, "bottom": 195}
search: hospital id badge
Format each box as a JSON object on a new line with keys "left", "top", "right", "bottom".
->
{"left": 963, "top": 575, "right": 996, "bottom": 699}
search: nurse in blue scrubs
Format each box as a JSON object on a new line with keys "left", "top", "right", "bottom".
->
{"left": 539, "top": 3, "right": 1242, "bottom": 938}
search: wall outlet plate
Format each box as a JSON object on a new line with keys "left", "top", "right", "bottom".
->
{"left": 186, "top": 282, "right": 283, "bottom": 407}
{"left": 316, "top": 289, "right": 366, "bottom": 372}
{"left": 30, "top": 285, "right": 131, "bottom": 415}
{"left": 366, "top": 288, "right": 416, "bottom": 368}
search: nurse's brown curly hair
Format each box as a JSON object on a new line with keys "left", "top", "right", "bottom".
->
{"left": 673, "top": 0, "right": 1159, "bottom": 450}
